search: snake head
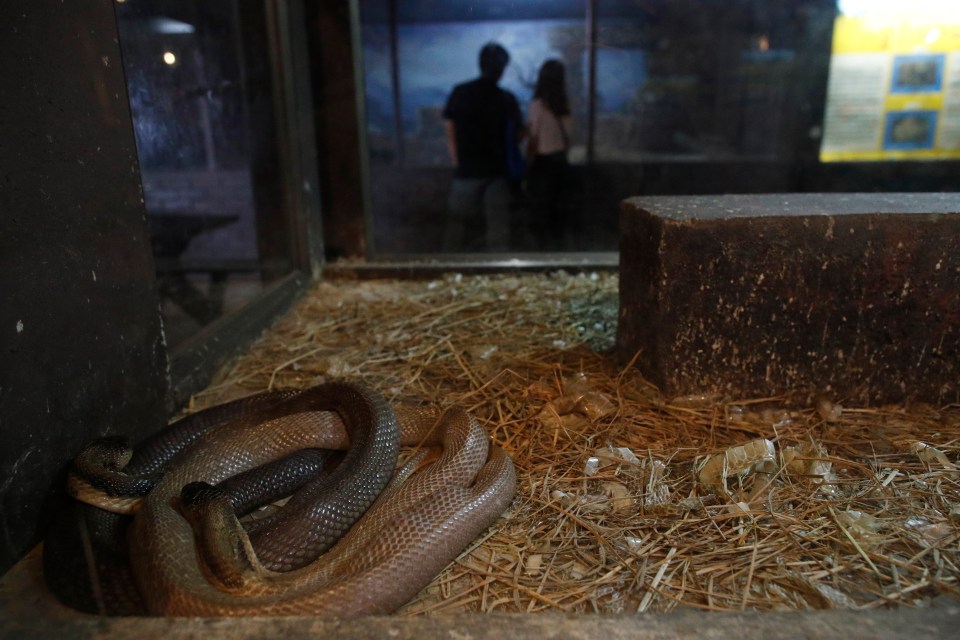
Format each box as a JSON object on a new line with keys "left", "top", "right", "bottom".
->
{"left": 178, "top": 481, "right": 261, "bottom": 592}
{"left": 179, "top": 481, "right": 226, "bottom": 509}
{"left": 67, "top": 437, "right": 155, "bottom": 513}
{"left": 74, "top": 436, "right": 133, "bottom": 474}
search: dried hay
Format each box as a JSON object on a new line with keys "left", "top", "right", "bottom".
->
{"left": 191, "top": 271, "right": 960, "bottom": 614}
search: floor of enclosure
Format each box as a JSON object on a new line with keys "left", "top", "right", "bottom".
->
{"left": 2, "top": 271, "right": 959, "bottom": 636}
{"left": 1, "top": 548, "right": 958, "bottom": 638}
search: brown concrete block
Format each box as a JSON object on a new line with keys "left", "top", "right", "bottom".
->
{"left": 617, "top": 194, "right": 960, "bottom": 405}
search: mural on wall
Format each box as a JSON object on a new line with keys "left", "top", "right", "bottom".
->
{"left": 362, "top": 19, "right": 587, "bottom": 167}
{"left": 360, "top": 4, "right": 810, "bottom": 172}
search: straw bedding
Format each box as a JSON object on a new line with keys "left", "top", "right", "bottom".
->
{"left": 190, "top": 271, "right": 959, "bottom": 614}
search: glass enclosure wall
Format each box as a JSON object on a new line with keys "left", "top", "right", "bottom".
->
{"left": 592, "top": 3, "right": 823, "bottom": 163}
{"left": 115, "top": 1, "right": 299, "bottom": 348}
{"left": 358, "top": 1, "right": 591, "bottom": 254}
{"left": 354, "top": 0, "right": 960, "bottom": 257}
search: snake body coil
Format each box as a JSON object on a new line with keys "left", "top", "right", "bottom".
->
{"left": 53, "top": 381, "right": 516, "bottom": 616}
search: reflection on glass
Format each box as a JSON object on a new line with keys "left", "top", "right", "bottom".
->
{"left": 364, "top": 19, "right": 583, "bottom": 168}
{"left": 115, "top": 1, "right": 294, "bottom": 348}
{"left": 360, "top": 2, "right": 586, "bottom": 254}
{"left": 354, "top": 1, "right": 957, "bottom": 257}
{"left": 357, "top": 1, "right": 845, "bottom": 256}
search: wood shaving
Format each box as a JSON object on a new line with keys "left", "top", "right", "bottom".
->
{"left": 190, "top": 271, "right": 960, "bottom": 614}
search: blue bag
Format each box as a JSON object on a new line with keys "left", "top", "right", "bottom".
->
{"left": 505, "top": 116, "right": 526, "bottom": 182}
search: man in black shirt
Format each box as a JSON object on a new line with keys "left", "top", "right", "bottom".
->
{"left": 442, "top": 42, "right": 522, "bottom": 252}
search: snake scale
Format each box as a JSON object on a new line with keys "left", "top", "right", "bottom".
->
{"left": 53, "top": 381, "right": 516, "bottom": 616}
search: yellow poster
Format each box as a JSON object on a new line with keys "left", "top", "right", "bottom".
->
{"left": 821, "top": 9, "right": 960, "bottom": 161}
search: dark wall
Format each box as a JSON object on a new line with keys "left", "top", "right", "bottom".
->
{"left": 0, "top": 1, "right": 168, "bottom": 574}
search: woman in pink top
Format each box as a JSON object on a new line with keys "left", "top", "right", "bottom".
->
{"left": 526, "top": 59, "right": 572, "bottom": 250}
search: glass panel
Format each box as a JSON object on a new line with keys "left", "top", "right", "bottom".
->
{"left": 593, "top": 2, "right": 826, "bottom": 162}
{"left": 115, "top": 0, "right": 296, "bottom": 348}
{"left": 358, "top": 1, "right": 586, "bottom": 254}
{"left": 353, "top": 1, "right": 960, "bottom": 258}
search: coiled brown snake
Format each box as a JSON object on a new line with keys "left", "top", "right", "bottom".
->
{"left": 63, "top": 381, "right": 516, "bottom": 616}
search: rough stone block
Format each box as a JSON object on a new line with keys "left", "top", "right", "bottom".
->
{"left": 616, "top": 194, "right": 960, "bottom": 405}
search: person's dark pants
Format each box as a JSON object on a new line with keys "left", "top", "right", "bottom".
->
{"left": 445, "top": 177, "right": 512, "bottom": 252}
